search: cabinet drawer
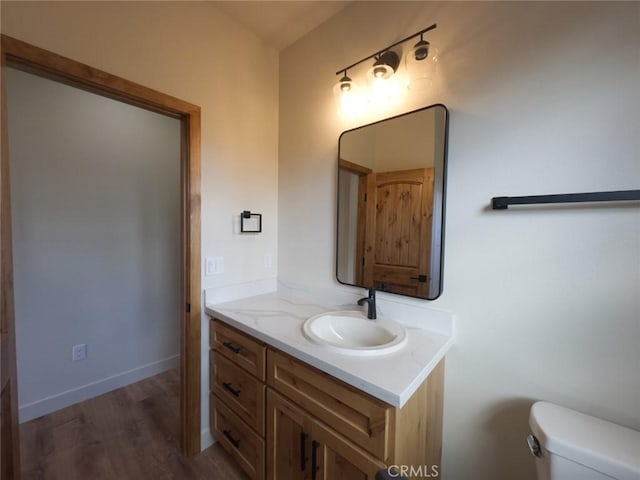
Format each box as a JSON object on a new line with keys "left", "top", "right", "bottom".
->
{"left": 211, "top": 394, "right": 265, "bottom": 480}
{"left": 267, "top": 350, "right": 393, "bottom": 462}
{"left": 212, "top": 319, "right": 266, "bottom": 380}
{"left": 212, "top": 350, "right": 265, "bottom": 435}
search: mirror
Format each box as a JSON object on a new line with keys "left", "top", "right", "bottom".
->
{"left": 336, "top": 104, "right": 448, "bottom": 300}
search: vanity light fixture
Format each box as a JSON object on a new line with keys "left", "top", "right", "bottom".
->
{"left": 333, "top": 23, "right": 437, "bottom": 113}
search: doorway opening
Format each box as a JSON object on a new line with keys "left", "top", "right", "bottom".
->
{"left": 1, "top": 36, "right": 202, "bottom": 475}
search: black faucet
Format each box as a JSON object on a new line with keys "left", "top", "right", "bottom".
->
{"left": 357, "top": 288, "right": 377, "bottom": 320}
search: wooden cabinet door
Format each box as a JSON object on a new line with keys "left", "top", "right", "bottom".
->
{"left": 266, "top": 389, "right": 311, "bottom": 480}
{"left": 267, "top": 388, "right": 386, "bottom": 480}
{"left": 311, "top": 418, "right": 386, "bottom": 480}
{"left": 267, "top": 350, "right": 392, "bottom": 462}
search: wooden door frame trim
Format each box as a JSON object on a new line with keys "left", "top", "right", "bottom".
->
{"left": 1, "top": 37, "right": 21, "bottom": 478}
{"left": 339, "top": 158, "right": 372, "bottom": 176}
{"left": 0, "top": 35, "right": 202, "bottom": 456}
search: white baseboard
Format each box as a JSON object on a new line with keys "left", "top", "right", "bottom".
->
{"left": 201, "top": 428, "right": 215, "bottom": 450}
{"left": 19, "top": 355, "right": 180, "bottom": 423}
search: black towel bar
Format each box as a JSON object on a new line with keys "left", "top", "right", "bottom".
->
{"left": 491, "top": 190, "right": 640, "bottom": 210}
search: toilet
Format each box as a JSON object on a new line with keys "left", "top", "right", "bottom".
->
{"left": 528, "top": 401, "right": 640, "bottom": 480}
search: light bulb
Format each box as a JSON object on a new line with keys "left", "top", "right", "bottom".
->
{"left": 367, "top": 51, "right": 399, "bottom": 81}
{"left": 365, "top": 51, "right": 401, "bottom": 107}
{"left": 333, "top": 74, "right": 364, "bottom": 116}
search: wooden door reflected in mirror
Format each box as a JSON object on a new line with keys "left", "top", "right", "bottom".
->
{"left": 336, "top": 105, "right": 448, "bottom": 300}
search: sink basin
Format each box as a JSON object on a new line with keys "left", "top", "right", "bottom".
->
{"left": 302, "top": 311, "right": 407, "bottom": 356}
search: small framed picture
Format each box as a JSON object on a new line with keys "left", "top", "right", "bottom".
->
{"left": 240, "top": 211, "right": 262, "bottom": 233}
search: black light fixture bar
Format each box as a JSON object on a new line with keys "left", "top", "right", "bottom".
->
{"left": 492, "top": 190, "right": 640, "bottom": 210}
{"left": 335, "top": 23, "right": 437, "bottom": 76}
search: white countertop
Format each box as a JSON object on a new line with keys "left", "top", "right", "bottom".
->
{"left": 205, "top": 289, "right": 453, "bottom": 408}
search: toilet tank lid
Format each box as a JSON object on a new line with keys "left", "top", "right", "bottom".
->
{"left": 530, "top": 402, "right": 640, "bottom": 480}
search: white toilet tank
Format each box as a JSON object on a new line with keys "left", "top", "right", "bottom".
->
{"left": 528, "top": 402, "right": 640, "bottom": 480}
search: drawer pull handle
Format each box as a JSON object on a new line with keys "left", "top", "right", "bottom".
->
{"left": 222, "top": 382, "right": 241, "bottom": 397}
{"left": 223, "top": 429, "right": 240, "bottom": 449}
{"left": 311, "top": 440, "right": 320, "bottom": 480}
{"left": 222, "top": 341, "right": 242, "bottom": 354}
{"left": 300, "top": 432, "right": 308, "bottom": 471}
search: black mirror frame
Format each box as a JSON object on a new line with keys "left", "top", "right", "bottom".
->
{"left": 335, "top": 103, "right": 449, "bottom": 301}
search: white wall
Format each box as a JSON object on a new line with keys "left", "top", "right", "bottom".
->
{"left": 279, "top": 2, "right": 640, "bottom": 479}
{"left": 1, "top": 1, "right": 279, "bottom": 442}
{"left": 7, "top": 67, "right": 182, "bottom": 421}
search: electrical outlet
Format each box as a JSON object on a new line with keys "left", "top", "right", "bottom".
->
{"left": 264, "top": 253, "right": 272, "bottom": 269}
{"left": 72, "top": 344, "right": 87, "bottom": 362}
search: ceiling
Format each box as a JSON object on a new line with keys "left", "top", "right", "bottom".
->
{"left": 212, "top": 1, "right": 351, "bottom": 51}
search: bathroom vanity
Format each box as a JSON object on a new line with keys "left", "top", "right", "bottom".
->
{"left": 205, "top": 99, "right": 452, "bottom": 480}
{"left": 206, "top": 291, "right": 452, "bottom": 480}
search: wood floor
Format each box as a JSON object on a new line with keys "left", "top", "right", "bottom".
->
{"left": 20, "top": 369, "right": 247, "bottom": 479}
